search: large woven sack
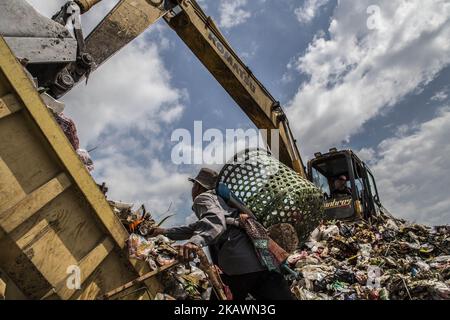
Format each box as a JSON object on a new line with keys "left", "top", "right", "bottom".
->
{"left": 218, "top": 149, "right": 325, "bottom": 245}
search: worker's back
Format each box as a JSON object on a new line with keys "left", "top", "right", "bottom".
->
{"left": 194, "top": 190, "right": 265, "bottom": 276}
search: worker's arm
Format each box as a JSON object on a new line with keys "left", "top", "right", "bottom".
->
{"left": 162, "top": 225, "right": 195, "bottom": 241}
{"left": 164, "top": 193, "right": 227, "bottom": 247}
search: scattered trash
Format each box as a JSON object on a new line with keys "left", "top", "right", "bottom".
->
{"left": 128, "top": 233, "right": 177, "bottom": 270}
{"left": 76, "top": 148, "right": 94, "bottom": 171}
{"left": 52, "top": 110, "right": 95, "bottom": 172}
{"left": 288, "top": 213, "right": 450, "bottom": 300}
{"left": 159, "top": 264, "right": 211, "bottom": 300}
{"left": 53, "top": 112, "right": 80, "bottom": 150}
{"left": 41, "top": 92, "right": 65, "bottom": 114}
{"left": 153, "top": 293, "right": 176, "bottom": 300}
{"left": 113, "top": 197, "right": 448, "bottom": 300}
{"left": 126, "top": 233, "right": 213, "bottom": 300}
{"left": 111, "top": 201, "right": 213, "bottom": 300}
{"left": 110, "top": 202, "right": 174, "bottom": 237}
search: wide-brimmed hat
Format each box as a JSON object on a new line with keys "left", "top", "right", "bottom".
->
{"left": 188, "top": 168, "right": 218, "bottom": 190}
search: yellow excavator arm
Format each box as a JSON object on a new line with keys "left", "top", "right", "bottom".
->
{"left": 69, "top": 0, "right": 307, "bottom": 176}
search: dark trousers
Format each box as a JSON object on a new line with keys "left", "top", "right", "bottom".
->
{"left": 220, "top": 270, "right": 295, "bottom": 300}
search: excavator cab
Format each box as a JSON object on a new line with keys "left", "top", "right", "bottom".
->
{"left": 307, "top": 149, "right": 382, "bottom": 221}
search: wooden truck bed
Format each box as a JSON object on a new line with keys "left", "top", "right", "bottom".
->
{"left": 0, "top": 37, "right": 161, "bottom": 300}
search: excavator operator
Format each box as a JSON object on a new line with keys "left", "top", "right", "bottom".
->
{"left": 331, "top": 175, "right": 352, "bottom": 198}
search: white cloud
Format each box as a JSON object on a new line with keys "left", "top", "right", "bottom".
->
{"left": 295, "top": 0, "right": 329, "bottom": 24}
{"left": 356, "top": 147, "right": 375, "bottom": 164}
{"left": 171, "top": 125, "right": 265, "bottom": 168}
{"left": 366, "top": 108, "right": 450, "bottom": 226}
{"left": 286, "top": 0, "right": 450, "bottom": 158}
{"left": 26, "top": 0, "right": 62, "bottom": 16}
{"left": 431, "top": 88, "right": 449, "bottom": 102}
{"left": 219, "top": 0, "right": 251, "bottom": 29}
{"left": 196, "top": 0, "right": 209, "bottom": 11}
{"left": 241, "top": 41, "right": 259, "bottom": 60}
{"left": 92, "top": 140, "right": 192, "bottom": 222}
{"left": 64, "top": 39, "right": 185, "bottom": 144}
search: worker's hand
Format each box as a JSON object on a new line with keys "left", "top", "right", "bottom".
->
{"left": 147, "top": 227, "right": 166, "bottom": 237}
{"left": 239, "top": 213, "right": 250, "bottom": 226}
{"left": 176, "top": 243, "right": 199, "bottom": 263}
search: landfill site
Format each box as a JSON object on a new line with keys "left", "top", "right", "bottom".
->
{"left": 0, "top": 0, "right": 449, "bottom": 302}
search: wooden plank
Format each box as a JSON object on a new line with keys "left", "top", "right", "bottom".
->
{"left": 0, "top": 277, "right": 5, "bottom": 299}
{"left": 14, "top": 219, "right": 78, "bottom": 294}
{"left": 0, "top": 234, "right": 53, "bottom": 299}
{"left": 56, "top": 237, "right": 114, "bottom": 299}
{"left": 0, "top": 157, "right": 26, "bottom": 214}
{"left": 129, "top": 259, "right": 164, "bottom": 297}
{"left": 103, "top": 260, "right": 178, "bottom": 300}
{"left": 0, "top": 266, "right": 27, "bottom": 299}
{"left": 0, "top": 112, "right": 61, "bottom": 194}
{"left": 9, "top": 189, "right": 106, "bottom": 262}
{"left": 0, "top": 93, "right": 22, "bottom": 119}
{"left": 5, "top": 188, "right": 112, "bottom": 299}
{"left": 72, "top": 251, "right": 150, "bottom": 300}
{"left": 5, "top": 187, "right": 111, "bottom": 296}
{"left": 0, "top": 37, "right": 129, "bottom": 248}
{"left": 15, "top": 219, "right": 57, "bottom": 251}
{"left": 74, "top": 281, "right": 101, "bottom": 300}
{"left": 0, "top": 173, "right": 71, "bottom": 233}
{"left": 0, "top": 73, "right": 11, "bottom": 101}
{"left": 78, "top": 238, "right": 114, "bottom": 283}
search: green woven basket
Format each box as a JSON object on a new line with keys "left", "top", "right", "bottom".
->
{"left": 218, "top": 149, "right": 325, "bottom": 244}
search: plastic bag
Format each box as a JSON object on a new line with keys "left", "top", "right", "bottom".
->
{"left": 128, "top": 234, "right": 155, "bottom": 260}
{"left": 76, "top": 149, "right": 94, "bottom": 172}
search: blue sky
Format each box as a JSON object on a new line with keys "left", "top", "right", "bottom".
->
{"left": 28, "top": 0, "right": 450, "bottom": 226}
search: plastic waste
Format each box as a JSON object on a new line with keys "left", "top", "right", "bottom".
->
{"left": 287, "top": 212, "right": 449, "bottom": 300}
{"left": 76, "top": 149, "right": 94, "bottom": 172}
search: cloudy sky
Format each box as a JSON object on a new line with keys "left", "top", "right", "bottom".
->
{"left": 26, "top": 0, "right": 450, "bottom": 226}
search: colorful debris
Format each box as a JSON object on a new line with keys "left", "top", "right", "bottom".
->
{"left": 288, "top": 213, "right": 449, "bottom": 300}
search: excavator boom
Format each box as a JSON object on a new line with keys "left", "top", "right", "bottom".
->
{"left": 165, "top": 1, "right": 305, "bottom": 176}
{"left": 27, "top": 0, "right": 306, "bottom": 176}
{"left": 84, "top": 0, "right": 169, "bottom": 73}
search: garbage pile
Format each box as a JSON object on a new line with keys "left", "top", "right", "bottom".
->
{"left": 110, "top": 200, "right": 449, "bottom": 301}
{"left": 110, "top": 201, "right": 158, "bottom": 236}
{"left": 128, "top": 233, "right": 177, "bottom": 269}
{"left": 158, "top": 264, "right": 211, "bottom": 300}
{"left": 127, "top": 233, "right": 211, "bottom": 300}
{"left": 109, "top": 201, "right": 211, "bottom": 300}
{"left": 287, "top": 213, "right": 450, "bottom": 300}
{"left": 52, "top": 110, "right": 94, "bottom": 172}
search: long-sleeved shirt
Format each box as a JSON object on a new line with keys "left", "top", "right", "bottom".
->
{"left": 165, "top": 190, "right": 265, "bottom": 275}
